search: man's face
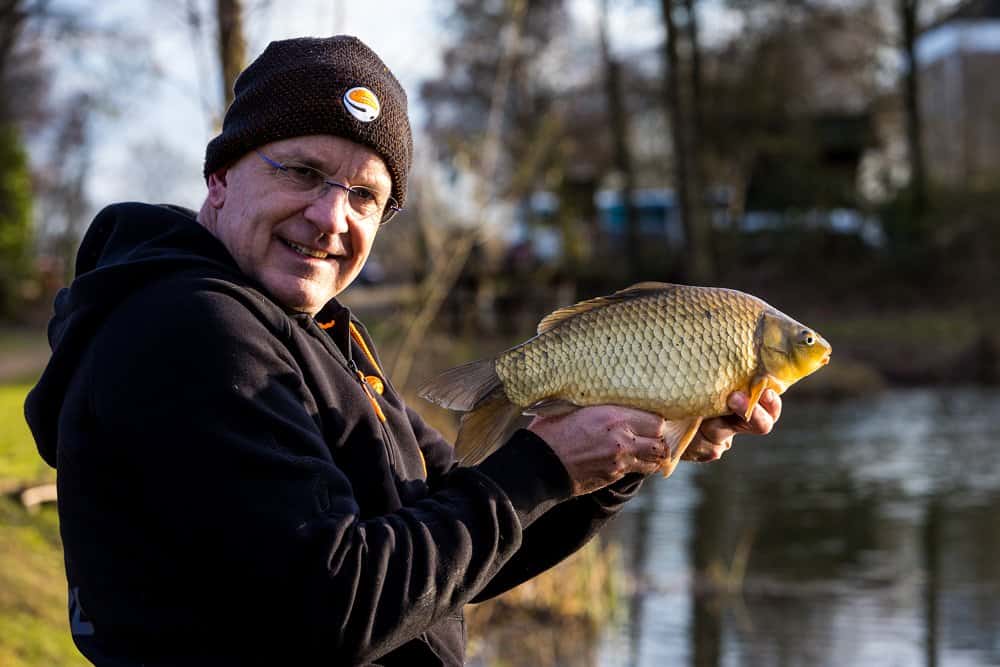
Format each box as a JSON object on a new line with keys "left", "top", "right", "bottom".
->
{"left": 203, "top": 135, "right": 391, "bottom": 315}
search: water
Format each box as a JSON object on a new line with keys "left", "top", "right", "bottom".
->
{"left": 592, "top": 388, "right": 1000, "bottom": 667}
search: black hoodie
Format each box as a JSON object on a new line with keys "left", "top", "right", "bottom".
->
{"left": 25, "top": 202, "right": 644, "bottom": 666}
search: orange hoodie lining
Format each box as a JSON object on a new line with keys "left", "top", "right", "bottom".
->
{"left": 348, "top": 323, "right": 387, "bottom": 422}
{"left": 317, "top": 319, "right": 425, "bottom": 475}
{"left": 350, "top": 323, "right": 427, "bottom": 477}
{"left": 349, "top": 323, "right": 384, "bottom": 377}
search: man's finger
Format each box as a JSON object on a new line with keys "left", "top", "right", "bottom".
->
{"left": 631, "top": 435, "right": 670, "bottom": 464}
{"left": 615, "top": 408, "right": 668, "bottom": 440}
{"left": 682, "top": 435, "right": 731, "bottom": 462}
{"left": 760, "top": 389, "right": 782, "bottom": 421}
{"left": 725, "top": 390, "right": 780, "bottom": 435}
{"left": 698, "top": 416, "right": 737, "bottom": 444}
{"left": 746, "top": 389, "right": 781, "bottom": 435}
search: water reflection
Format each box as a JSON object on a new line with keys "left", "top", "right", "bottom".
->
{"left": 600, "top": 388, "right": 1000, "bottom": 667}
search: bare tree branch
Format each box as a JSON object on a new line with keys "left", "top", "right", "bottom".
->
{"left": 390, "top": 0, "right": 529, "bottom": 390}
{"left": 216, "top": 0, "right": 246, "bottom": 109}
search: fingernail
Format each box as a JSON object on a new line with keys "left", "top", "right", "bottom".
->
{"left": 764, "top": 389, "right": 777, "bottom": 404}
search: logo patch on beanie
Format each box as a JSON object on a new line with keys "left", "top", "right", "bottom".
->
{"left": 344, "top": 87, "right": 380, "bottom": 122}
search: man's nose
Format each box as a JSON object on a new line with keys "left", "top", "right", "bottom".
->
{"left": 304, "top": 187, "right": 351, "bottom": 236}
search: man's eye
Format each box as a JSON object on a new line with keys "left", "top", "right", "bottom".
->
{"left": 284, "top": 165, "right": 324, "bottom": 187}
{"left": 352, "top": 187, "right": 378, "bottom": 203}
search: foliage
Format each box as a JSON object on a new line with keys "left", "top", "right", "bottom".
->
{"left": 465, "top": 537, "right": 623, "bottom": 665}
{"left": 0, "top": 124, "right": 34, "bottom": 320}
{"left": 878, "top": 186, "right": 1000, "bottom": 302}
{"left": 421, "top": 0, "right": 578, "bottom": 202}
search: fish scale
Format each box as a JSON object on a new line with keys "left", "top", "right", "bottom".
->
{"left": 497, "top": 287, "right": 762, "bottom": 420}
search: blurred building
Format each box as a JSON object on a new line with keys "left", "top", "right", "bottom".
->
{"left": 917, "top": 0, "right": 1000, "bottom": 189}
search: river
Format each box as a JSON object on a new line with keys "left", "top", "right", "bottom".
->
{"left": 592, "top": 387, "right": 1000, "bottom": 667}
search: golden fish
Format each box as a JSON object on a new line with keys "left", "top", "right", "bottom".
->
{"left": 418, "top": 282, "right": 831, "bottom": 477}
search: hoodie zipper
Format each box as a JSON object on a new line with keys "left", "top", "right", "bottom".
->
{"left": 346, "top": 345, "right": 397, "bottom": 470}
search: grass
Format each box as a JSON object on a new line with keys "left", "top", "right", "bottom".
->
{"left": 465, "top": 538, "right": 624, "bottom": 666}
{"left": 0, "top": 382, "right": 52, "bottom": 487}
{"left": 0, "top": 320, "right": 83, "bottom": 666}
{"left": 0, "top": 377, "right": 86, "bottom": 666}
{"left": 0, "top": 498, "right": 86, "bottom": 667}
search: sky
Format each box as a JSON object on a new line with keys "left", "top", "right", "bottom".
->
{"left": 37, "top": 0, "right": 742, "bottom": 216}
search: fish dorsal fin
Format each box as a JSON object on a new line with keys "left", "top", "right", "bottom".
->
{"left": 537, "top": 282, "right": 678, "bottom": 334}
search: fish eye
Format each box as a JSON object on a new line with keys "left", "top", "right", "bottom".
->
{"left": 801, "top": 330, "right": 815, "bottom": 346}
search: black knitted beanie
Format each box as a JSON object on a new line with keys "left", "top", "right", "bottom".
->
{"left": 204, "top": 35, "right": 413, "bottom": 208}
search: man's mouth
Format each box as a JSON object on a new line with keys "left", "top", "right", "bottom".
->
{"left": 281, "top": 238, "right": 332, "bottom": 260}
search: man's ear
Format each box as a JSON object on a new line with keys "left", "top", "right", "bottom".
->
{"left": 206, "top": 168, "right": 229, "bottom": 209}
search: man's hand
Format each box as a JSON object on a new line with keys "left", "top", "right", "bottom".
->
{"left": 527, "top": 390, "right": 783, "bottom": 495}
{"left": 527, "top": 406, "right": 670, "bottom": 496}
{"left": 682, "top": 389, "right": 782, "bottom": 462}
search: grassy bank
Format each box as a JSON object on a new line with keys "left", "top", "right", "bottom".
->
{"left": 0, "top": 382, "right": 51, "bottom": 487}
{"left": 0, "top": 379, "right": 85, "bottom": 666}
{"left": 0, "top": 497, "right": 85, "bottom": 666}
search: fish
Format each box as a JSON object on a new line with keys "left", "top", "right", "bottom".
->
{"left": 418, "top": 282, "right": 832, "bottom": 477}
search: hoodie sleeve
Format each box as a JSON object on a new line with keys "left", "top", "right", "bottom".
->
{"left": 404, "top": 404, "right": 458, "bottom": 484}
{"left": 469, "top": 471, "right": 644, "bottom": 602}
{"left": 86, "top": 279, "right": 573, "bottom": 664}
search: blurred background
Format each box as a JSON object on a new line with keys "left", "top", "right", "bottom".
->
{"left": 2, "top": 0, "right": 999, "bottom": 665}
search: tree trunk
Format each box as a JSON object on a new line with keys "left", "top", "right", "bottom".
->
{"left": 682, "top": 0, "right": 704, "bottom": 144}
{"left": 680, "top": 0, "right": 713, "bottom": 282}
{"left": 216, "top": 0, "right": 246, "bottom": 109}
{"left": 899, "top": 0, "right": 927, "bottom": 215}
{"left": 661, "top": 0, "right": 712, "bottom": 283}
{"left": 0, "top": 0, "right": 30, "bottom": 121}
{"left": 599, "top": 0, "right": 641, "bottom": 283}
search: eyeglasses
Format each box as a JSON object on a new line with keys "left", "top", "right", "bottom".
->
{"left": 256, "top": 151, "right": 401, "bottom": 225}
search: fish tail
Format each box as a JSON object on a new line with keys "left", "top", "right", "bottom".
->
{"left": 454, "top": 389, "right": 523, "bottom": 465}
{"left": 418, "top": 358, "right": 502, "bottom": 411}
{"left": 418, "top": 358, "right": 523, "bottom": 464}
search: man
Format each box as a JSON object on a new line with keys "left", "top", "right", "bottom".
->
{"left": 25, "top": 36, "right": 780, "bottom": 665}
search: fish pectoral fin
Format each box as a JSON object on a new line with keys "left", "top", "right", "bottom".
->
{"left": 454, "top": 389, "right": 524, "bottom": 466}
{"left": 524, "top": 397, "right": 580, "bottom": 417}
{"left": 659, "top": 416, "right": 704, "bottom": 479}
{"left": 743, "top": 374, "right": 777, "bottom": 422}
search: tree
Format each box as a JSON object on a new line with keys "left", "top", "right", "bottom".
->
{"left": 660, "top": 0, "right": 714, "bottom": 283}
{"left": 0, "top": 124, "right": 33, "bottom": 318}
{"left": 898, "top": 0, "right": 927, "bottom": 215}
{"left": 599, "top": 0, "right": 641, "bottom": 282}
{"left": 421, "top": 0, "right": 569, "bottom": 202}
{"left": 215, "top": 0, "right": 246, "bottom": 109}
{"left": 700, "top": 1, "right": 885, "bottom": 218}
{"left": 0, "top": 0, "right": 44, "bottom": 317}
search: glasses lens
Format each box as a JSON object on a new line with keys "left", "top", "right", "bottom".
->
{"left": 280, "top": 164, "right": 327, "bottom": 196}
{"left": 347, "top": 187, "right": 384, "bottom": 219}
{"left": 380, "top": 201, "right": 400, "bottom": 225}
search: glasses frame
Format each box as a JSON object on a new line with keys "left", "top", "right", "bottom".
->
{"left": 255, "top": 150, "right": 401, "bottom": 225}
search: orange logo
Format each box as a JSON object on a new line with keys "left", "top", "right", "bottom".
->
{"left": 343, "top": 86, "right": 380, "bottom": 122}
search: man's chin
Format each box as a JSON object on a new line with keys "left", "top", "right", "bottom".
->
{"left": 266, "top": 282, "right": 335, "bottom": 316}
